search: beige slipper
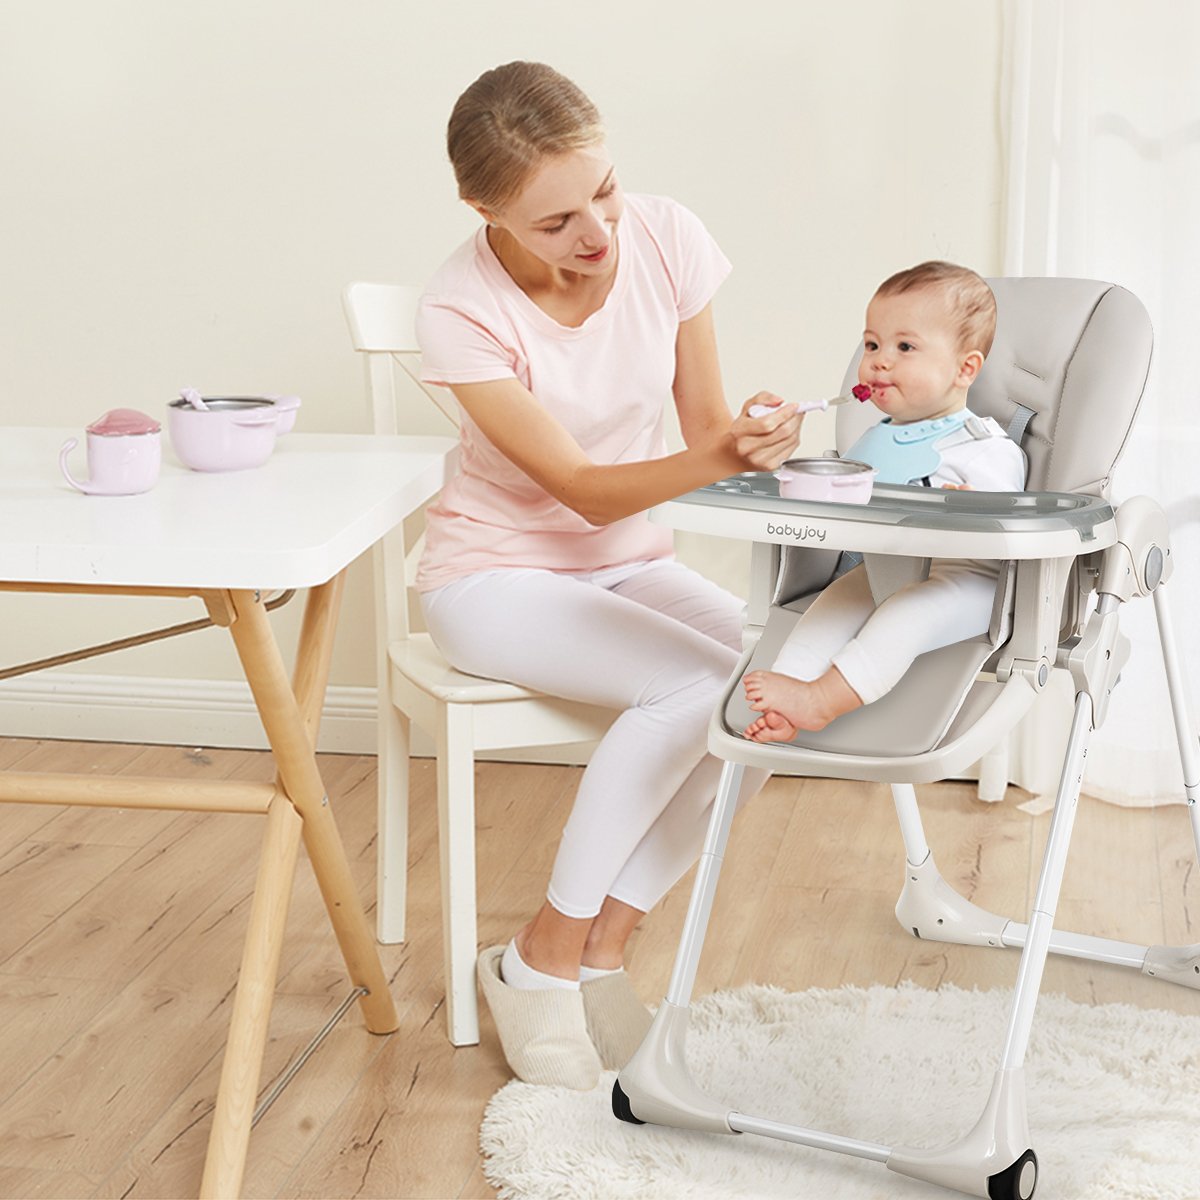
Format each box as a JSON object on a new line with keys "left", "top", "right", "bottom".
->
{"left": 476, "top": 945, "right": 602, "bottom": 1090}
{"left": 581, "top": 969, "right": 654, "bottom": 1071}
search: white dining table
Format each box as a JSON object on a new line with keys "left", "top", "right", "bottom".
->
{"left": 0, "top": 426, "right": 456, "bottom": 1197}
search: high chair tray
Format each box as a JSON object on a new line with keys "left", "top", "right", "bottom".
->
{"left": 651, "top": 474, "right": 1116, "bottom": 559}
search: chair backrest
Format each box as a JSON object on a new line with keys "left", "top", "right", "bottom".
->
{"left": 342, "top": 282, "right": 460, "bottom": 642}
{"left": 342, "top": 282, "right": 460, "bottom": 434}
{"left": 836, "top": 278, "right": 1154, "bottom": 497}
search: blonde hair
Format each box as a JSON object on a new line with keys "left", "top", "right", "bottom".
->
{"left": 875, "top": 261, "right": 997, "bottom": 357}
{"left": 446, "top": 62, "right": 605, "bottom": 212}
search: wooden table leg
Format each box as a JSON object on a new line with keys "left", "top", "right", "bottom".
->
{"left": 200, "top": 793, "right": 303, "bottom": 1199}
{"left": 225, "top": 583, "right": 399, "bottom": 1034}
{"left": 291, "top": 572, "right": 345, "bottom": 742}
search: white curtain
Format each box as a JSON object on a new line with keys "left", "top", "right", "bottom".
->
{"left": 999, "top": 0, "right": 1200, "bottom": 809}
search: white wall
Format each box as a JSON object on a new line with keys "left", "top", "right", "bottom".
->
{"left": 0, "top": 0, "right": 1005, "bottom": 748}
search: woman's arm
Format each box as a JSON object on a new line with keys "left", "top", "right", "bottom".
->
{"left": 448, "top": 325, "right": 800, "bottom": 528}
{"left": 671, "top": 303, "right": 730, "bottom": 450}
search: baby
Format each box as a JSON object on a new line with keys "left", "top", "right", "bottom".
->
{"left": 744, "top": 261, "right": 1026, "bottom": 743}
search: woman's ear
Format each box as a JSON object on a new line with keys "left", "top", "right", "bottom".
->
{"left": 958, "top": 350, "right": 985, "bottom": 386}
{"left": 465, "top": 198, "right": 498, "bottom": 226}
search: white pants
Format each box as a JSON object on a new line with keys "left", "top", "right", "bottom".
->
{"left": 421, "top": 559, "right": 767, "bottom": 919}
{"left": 773, "top": 561, "right": 1000, "bottom": 704}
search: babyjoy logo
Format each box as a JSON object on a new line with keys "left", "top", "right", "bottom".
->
{"left": 765, "top": 520, "right": 827, "bottom": 542}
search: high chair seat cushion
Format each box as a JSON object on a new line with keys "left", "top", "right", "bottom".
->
{"left": 723, "top": 602, "right": 997, "bottom": 758}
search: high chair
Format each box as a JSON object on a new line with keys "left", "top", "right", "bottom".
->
{"left": 614, "top": 278, "right": 1199, "bottom": 1199}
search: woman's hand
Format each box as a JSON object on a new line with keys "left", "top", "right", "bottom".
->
{"left": 729, "top": 393, "right": 802, "bottom": 470}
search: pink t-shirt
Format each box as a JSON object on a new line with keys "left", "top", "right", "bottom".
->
{"left": 414, "top": 193, "right": 732, "bottom": 592}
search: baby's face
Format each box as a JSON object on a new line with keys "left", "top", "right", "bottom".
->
{"left": 859, "top": 289, "right": 972, "bottom": 424}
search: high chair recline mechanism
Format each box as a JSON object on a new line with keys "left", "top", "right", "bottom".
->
{"left": 613, "top": 279, "right": 1195, "bottom": 1199}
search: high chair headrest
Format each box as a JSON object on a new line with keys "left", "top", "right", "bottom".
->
{"left": 837, "top": 278, "right": 1153, "bottom": 497}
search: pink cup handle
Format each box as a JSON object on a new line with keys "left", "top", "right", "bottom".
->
{"left": 59, "top": 437, "right": 90, "bottom": 493}
{"left": 232, "top": 413, "right": 278, "bottom": 428}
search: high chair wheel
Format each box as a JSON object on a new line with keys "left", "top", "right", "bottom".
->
{"left": 987, "top": 1149, "right": 1037, "bottom": 1199}
{"left": 611, "top": 1079, "right": 645, "bottom": 1125}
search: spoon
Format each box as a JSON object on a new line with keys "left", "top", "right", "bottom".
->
{"left": 750, "top": 385, "right": 872, "bottom": 418}
{"left": 180, "top": 388, "right": 210, "bottom": 412}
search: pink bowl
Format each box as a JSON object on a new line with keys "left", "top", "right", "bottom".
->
{"left": 776, "top": 457, "right": 876, "bottom": 503}
{"left": 167, "top": 396, "right": 299, "bottom": 472}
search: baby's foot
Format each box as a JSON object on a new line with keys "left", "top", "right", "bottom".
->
{"left": 743, "top": 669, "right": 814, "bottom": 720}
{"left": 744, "top": 709, "right": 800, "bottom": 743}
{"left": 743, "top": 669, "right": 772, "bottom": 708}
{"left": 742, "top": 668, "right": 863, "bottom": 734}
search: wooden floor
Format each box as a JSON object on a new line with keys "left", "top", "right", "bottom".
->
{"left": 0, "top": 736, "right": 1196, "bottom": 1199}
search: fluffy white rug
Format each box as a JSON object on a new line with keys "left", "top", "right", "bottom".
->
{"left": 480, "top": 982, "right": 1199, "bottom": 1200}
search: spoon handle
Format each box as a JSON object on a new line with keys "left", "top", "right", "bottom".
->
{"left": 180, "top": 387, "right": 210, "bottom": 412}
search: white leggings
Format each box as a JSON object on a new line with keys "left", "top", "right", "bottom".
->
{"left": 774, "top": 561, "right": 1000, "bottom": 703}
{"left": 421, "top": 559, "right": 767, "bottom": 919}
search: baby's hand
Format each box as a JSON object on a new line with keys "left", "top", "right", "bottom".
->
{"left": 942, "top": 482, "right": 974, "bottom": 490}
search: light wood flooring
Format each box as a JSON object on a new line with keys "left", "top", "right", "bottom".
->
{"left": 0, "top": 736, "right": 1196, "bottom": 1198}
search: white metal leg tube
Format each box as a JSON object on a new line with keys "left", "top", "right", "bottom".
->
{"left": 665, "top": 761, "right": 745, "bottom": 1008}
{"left": 999, "top": 690, "right": 1094, "bottom": 1072}
{"left": 998, "top": 921, "right": 1148, "bottom": 968}
{"left": 891, "top": 782, "right": 930, "bottom": 865}
{"left": 1153, "top": 582, "right": 1200, "bottom": 861}
{"left": 729, "top": 1113, "right": 891, "bottom": 1162}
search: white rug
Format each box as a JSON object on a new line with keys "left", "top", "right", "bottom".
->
{"left": 480, "top": 983, "right": 1199, "bottom": 1200}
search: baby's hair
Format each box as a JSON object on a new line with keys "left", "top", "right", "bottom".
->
{"left": 875, "top": 261, "right": 997, "bottom": 357}
{"left": 447, "top": 61, "right": 605, "bottom": 212}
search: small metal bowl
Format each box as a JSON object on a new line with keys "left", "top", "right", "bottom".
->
{"left": 776, "top": 457, "right": 876, "bottom": 503}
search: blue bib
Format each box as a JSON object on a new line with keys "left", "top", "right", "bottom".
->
{"left": 845, "top": 411, "right": 972, "bottom": 485}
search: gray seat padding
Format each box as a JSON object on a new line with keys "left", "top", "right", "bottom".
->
{"left": 723, "top": 600, "right": 996, "bottom": 758}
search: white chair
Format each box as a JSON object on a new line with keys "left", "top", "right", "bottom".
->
{"left": 342, "top": 282, "right": 617, "bottom": 1046}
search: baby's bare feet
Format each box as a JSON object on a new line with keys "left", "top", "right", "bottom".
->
{"left": 741, "top": 667, "right": 864, "bottom": 736}
{"left": 743, "top": 670, "right": 769, "bottom": 707}
{"left": 744, "top": 709, "right": 799, "bottom": 743}
{"left": 743, "top": 670, "right": 812, "bottom": 718}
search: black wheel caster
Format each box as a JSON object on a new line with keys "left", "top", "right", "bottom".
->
{"left": 988, "top": 1149, "right": 1038, "bottom": 1199}
{"left": 611, "top": 1079, "right": 645, "bottom": 1125}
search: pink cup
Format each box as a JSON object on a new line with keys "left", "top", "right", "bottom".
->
{"left": 60, "top": 409, "right": 162, "bottom": 496}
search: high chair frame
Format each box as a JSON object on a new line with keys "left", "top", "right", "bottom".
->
{"left": 614, "top": 279, "right": 1198, "bottom": 1199}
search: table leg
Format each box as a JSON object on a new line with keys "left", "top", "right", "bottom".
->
{"left": 225, "top": 584, "right": 399, "bottom": 1034}
{"left": 200, "top": 793, "right": 303, "bottom": 1199}
{"left": 291, "top": 573, "right": 344, "bottom": 741}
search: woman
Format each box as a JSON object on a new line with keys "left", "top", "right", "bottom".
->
{"left": 416, "top": 61, "right": 800, "bottom": 1089}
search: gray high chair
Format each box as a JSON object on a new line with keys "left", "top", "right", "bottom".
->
{"left": 614, "top": 279, "right": 1199, "bottom": 1199}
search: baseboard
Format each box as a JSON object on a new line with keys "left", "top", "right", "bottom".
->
{"left": 0, "top": 670, "right": 600, "bottom": 762}
{"left": 0, "top": 671, "right": 377, "bottom": 753}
